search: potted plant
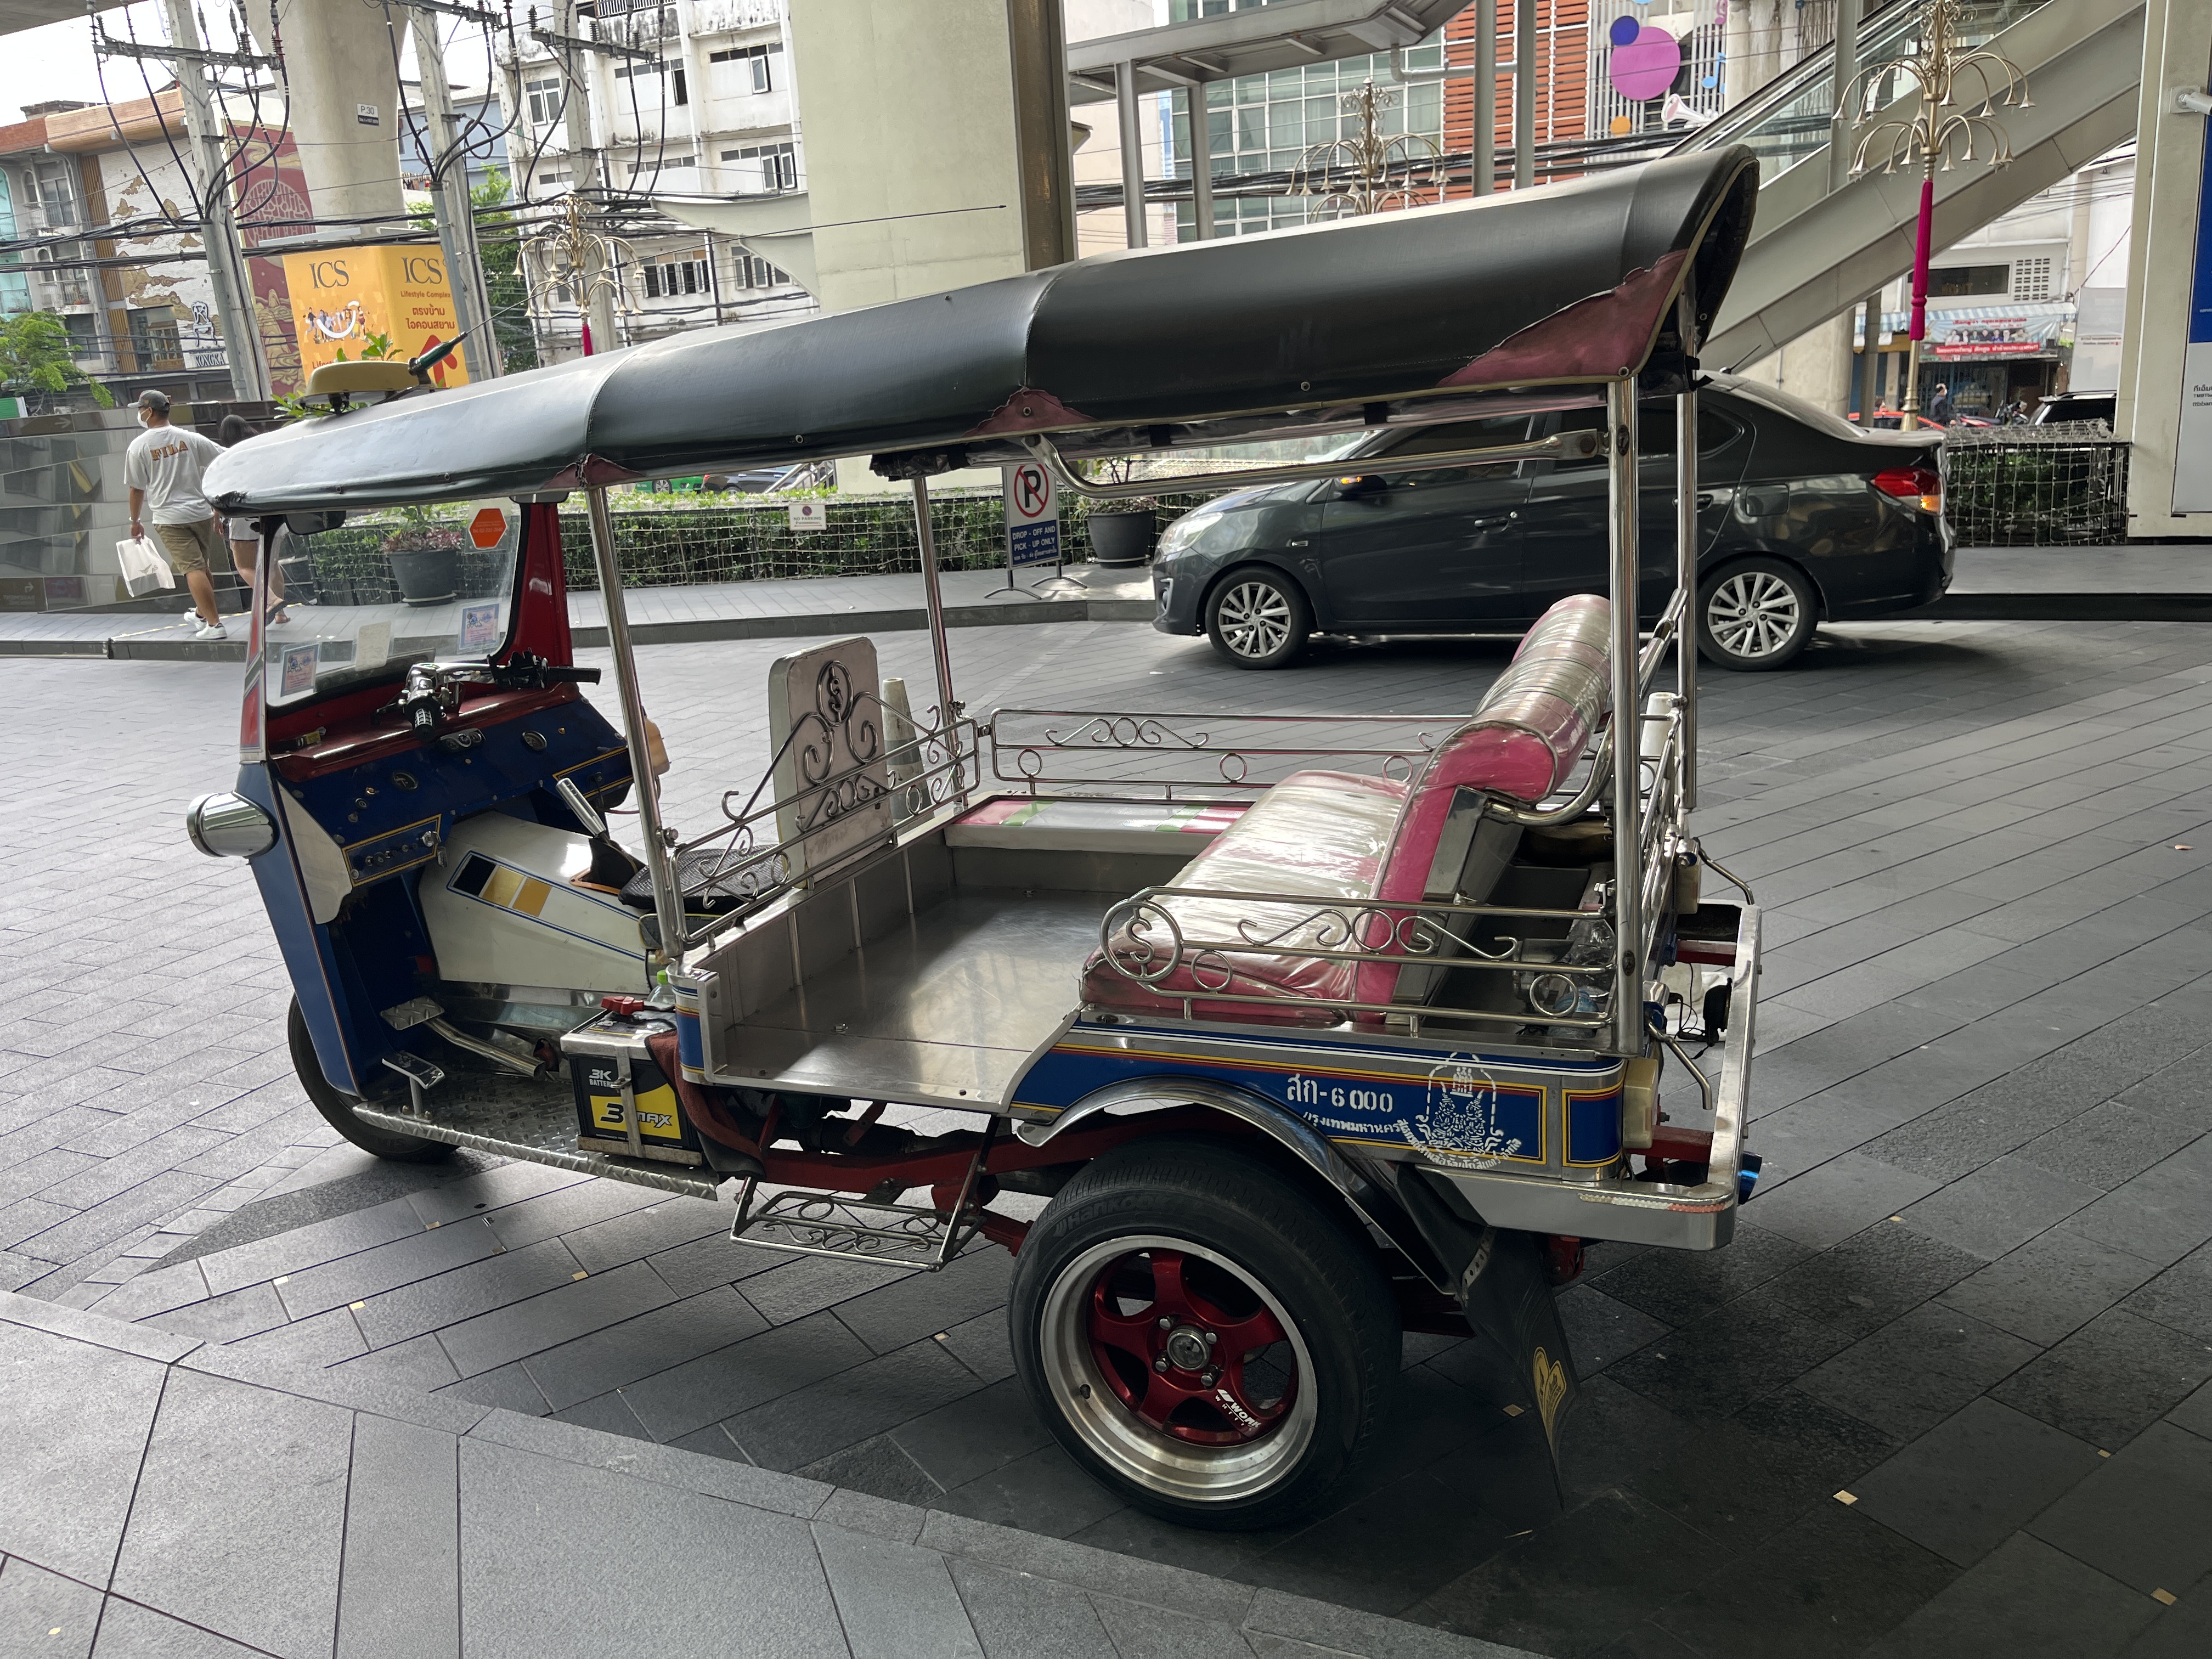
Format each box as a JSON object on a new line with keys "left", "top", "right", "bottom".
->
{"left": 381, "top": 506, "right": 465, "bottom": 606}
{"left": 1082, "top": 456, "right": 1160, "bottom": 567}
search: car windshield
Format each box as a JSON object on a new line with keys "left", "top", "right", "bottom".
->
{"left": 259, "top": 499, "right": 523, "bottom": 709}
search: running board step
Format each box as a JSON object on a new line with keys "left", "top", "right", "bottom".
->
{"left": 729, "top": 1182, "right": 984, "bottom": 1273}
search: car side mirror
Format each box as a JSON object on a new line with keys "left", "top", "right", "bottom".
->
{"left": 1333, "top": 473, "right": 1388, "bottom": 501}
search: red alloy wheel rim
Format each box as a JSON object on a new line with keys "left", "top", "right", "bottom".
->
{"left": 1084, "top": 1247, "right": 1296, "bottom": 1446}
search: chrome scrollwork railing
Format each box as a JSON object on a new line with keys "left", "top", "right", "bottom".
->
{"left": 988, "top": 708, "right": 1449, "bottom": 798}
{"left": 665, "top": 691, "right": 981, "bottom": 953}
{"left": 1094, "top": 885, "right": 1617, "bottom": 1036}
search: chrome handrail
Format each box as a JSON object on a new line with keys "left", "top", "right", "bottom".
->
{"left": 1020, "top": 427, "right": 1600, "bottom": 502}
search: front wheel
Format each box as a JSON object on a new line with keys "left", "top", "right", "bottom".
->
{"left": 287, "top": 998, "right": 453, "bottom": 1162}
{"left": 1205, "top": 568, "right": 1311, "bottom": 669}
{"left": 1008, "top": 1136, "right": 1396, "bottom": 1529}
{"left": 1697, "top": 557, "right": 1818, "bottom": 670}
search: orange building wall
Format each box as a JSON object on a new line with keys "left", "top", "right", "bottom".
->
{"left": 1443, "top": 0, "right": 1591, "bottom": 185}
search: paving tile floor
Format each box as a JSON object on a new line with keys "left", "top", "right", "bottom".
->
{"left": 5, "top": 613, "right": 2212, "bottom": 1653}
{"left": 0, "top": 1291, "right": 1517, "bottom": 1659}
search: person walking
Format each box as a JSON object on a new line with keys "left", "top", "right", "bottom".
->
{"left": 125, "top": 389, "right": 230, "bottom": 641}
{"left": 1925, "top": 382, "right": 1954, "bottom": 426}
{"left": 217, "top": 413, "right": 285, "bottom": 623}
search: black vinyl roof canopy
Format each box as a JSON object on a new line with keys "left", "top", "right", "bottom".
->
{"left": 206, "top": 148, "right": 1758, "bottom": 515}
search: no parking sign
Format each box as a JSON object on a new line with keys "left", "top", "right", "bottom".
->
{"left": 1002, "top": 461, "right": 1060, "bottom": 568}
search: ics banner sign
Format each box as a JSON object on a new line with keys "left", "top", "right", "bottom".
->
{"left": 2177, "top": 117, "right": 2212, "bottom": 515}
{"left": 1003, "top": 461, "right": 1061, "bottom": 568}
{"left": 280, "top": 246, "right": 472, "bottom": 388}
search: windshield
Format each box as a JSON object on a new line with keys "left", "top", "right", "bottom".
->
{"left": 260, "top": 499, "right": 524, "bottom": 708}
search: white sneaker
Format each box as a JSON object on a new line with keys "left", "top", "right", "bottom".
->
{"left": 193, "top": 619, "right": 229, "bottom": 641}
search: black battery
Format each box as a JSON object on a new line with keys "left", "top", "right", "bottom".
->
{"left": 563, "top": 1011, "right": 704, "bottom": 1165}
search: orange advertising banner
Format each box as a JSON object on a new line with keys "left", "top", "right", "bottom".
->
{"left": 280, "top": 246, "right": 473, "bottom": 388}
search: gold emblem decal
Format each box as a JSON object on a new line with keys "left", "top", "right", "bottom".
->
{"left": 1531, "top": 1345, "right": 1569, "bottom": 1444}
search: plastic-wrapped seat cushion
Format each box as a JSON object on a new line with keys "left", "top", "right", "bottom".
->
{"left": 1354, "top": 593, "right": 1612, "bottom": 1011}
{"left": 1082, "top": 770, "right": 1407, "bottom": 1025}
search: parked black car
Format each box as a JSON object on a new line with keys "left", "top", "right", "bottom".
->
{"left": 1150, "top": 373, "right": 1951, "bottom": 670}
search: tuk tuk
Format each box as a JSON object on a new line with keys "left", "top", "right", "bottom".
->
{"left": 187, "top": 146, "right": 1763, "bottom": 1529}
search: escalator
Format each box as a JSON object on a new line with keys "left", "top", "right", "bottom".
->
{"left": 1669, "top": 0, "right": 2145, "bottom": 369}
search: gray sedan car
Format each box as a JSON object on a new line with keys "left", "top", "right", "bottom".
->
{"left": 1149, "top": 374, "right": 1952, "bottom": 670}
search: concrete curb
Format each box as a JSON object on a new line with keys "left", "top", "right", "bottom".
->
{"left": 4, "top": 591, "right": 2207, "bottom": 665}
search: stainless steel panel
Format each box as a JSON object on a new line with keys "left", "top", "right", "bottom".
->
{"left": 711, "top": 887, "right": 1102, "bottom": 1108}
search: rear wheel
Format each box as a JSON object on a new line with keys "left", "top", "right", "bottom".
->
{"left": 1009, "top": 1136, "right": 1396, "bottom": 1528}
{"left": 1205, "top": 568, "right": 1311, "bottom": 669}
{"left": 1697, "top": 557, "right": 1817, "bottom": 670}
{"left": 288, "top": 998, "right": 453, "bottom": 1162}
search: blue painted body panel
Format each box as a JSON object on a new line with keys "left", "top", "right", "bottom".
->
{"left": 1012, "top": 1023, "right": 1623, "bottom": 1172}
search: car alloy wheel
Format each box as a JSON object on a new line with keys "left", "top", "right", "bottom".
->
{"left": 1707, "top": 569, "right": 1799, "bottom": 658}
{"left": 1216, "top": 579, "right": 1294, "bottom": 659}
{"left": 1699, "top": 558, "right": 1816, "bottom": 670}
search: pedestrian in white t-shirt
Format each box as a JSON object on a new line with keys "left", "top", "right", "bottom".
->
{"left": 124, "top": 389, "right": 229, "bottom": 641}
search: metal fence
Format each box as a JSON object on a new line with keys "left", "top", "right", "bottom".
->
{"left": 1943, "top": 424, "right": 2130, "bottom": 548}
{"left": 555, "top": 489, "right": 1219, "bottom": 590}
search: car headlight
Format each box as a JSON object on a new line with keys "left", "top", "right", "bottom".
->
{"left": 1154, "top": 511, "right": 1217, "bottom": 560}
{"left": 185, "top": 792, "right": 276, "bottom": 858}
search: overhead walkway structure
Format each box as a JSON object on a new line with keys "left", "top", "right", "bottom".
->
{"left": 1682, "top": 0, "right": 2146, "bottom": 370}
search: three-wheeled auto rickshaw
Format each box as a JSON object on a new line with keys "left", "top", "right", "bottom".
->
{"left": 188, "top": 146, "right": 1764, "bottom": 1528}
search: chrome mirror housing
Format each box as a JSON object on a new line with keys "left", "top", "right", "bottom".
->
{"left": 185, "top": 792, "right": 277, "bottom": 859}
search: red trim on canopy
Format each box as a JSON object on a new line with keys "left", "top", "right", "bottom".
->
{"left": 1441, "top": 250, "right": 1688, "bottom": 388}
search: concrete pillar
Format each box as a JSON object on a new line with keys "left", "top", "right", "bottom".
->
{"left": 1512, "top": 0, "right": 1534, "bottom": 189}
{"left": 248, "top": 1, "right": 403, "bottom": 225}
{"left": 1474, "top": 0, "right": 1496, "bottom": 195}
{"left": 1007, "top": 0, "right": 1078, "bottom": 267}
{"left": 2115, "top": 0, "right": 2212, "bottom": 531}
{"left": 1118, "top": 61, "right": 1148, "bottom": 246}
{"left": 1188, "top": 86, "right": 1216, "bottom": 240}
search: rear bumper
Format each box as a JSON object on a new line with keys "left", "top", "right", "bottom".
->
{"left": 1425, "top": 901, "right": 1759, "bottom": 1251}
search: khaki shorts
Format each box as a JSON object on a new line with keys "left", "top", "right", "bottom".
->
{"left": 154, "top": 518, "right": 228, "bottom": 577}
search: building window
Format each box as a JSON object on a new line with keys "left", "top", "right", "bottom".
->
{"left": 613, "top": 58, "right": 686, "bottom": 105}
{"left": 735, "top": 253, "right": 788, "bottom": 290}
{"left": 128, "top": 307, "right": 182, "bottom": 370}
{"left": 628, "top": 153, "right": 696, "bottom": 175}
{"left": 2011, "top": 256, "right": 2053, "bottom": 302}
{"left": 525, "top": 75, "right": 564, "bottom": 127}
{"left": 709, "top": 42, "right": 782, "bottom": 92}
{"left": 721, "top": 142, "right": 797, "bottom": 193}
{"left": 642, "top": 255, "right": 710, "bottom": 299}
{"left": 31, "top": 159, "right": 78, "bottom": 228}
{"left": 1928, "top": 263, "right": 2011, "bottom": 299}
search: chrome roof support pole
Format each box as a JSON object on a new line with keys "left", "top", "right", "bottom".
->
{"left": 1607, "top": 378, "right": 1644, "bottom": 1053}
{"left": 911, "top": 475, "right": 960, "bottom": 726}
{"left": 1677, "top": 294, "right": 1700, "bottom": 815}
{"left": 584, "top": 484, "right": 686, "bottom": 969}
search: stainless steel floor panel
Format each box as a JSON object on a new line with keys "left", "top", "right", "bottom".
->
{"left": 712, "top": 887, "right": 1107, "bottom": 1109}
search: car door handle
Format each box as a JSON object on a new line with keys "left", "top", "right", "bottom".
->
{"left": 1696, "top": 494, "right": 1717, "bottom": 508}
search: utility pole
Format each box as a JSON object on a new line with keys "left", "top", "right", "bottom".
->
{"left": 407, "top": 4, "right": 503, "bottom": 376}
{"left": 138, "top": 0, "right": 270, "bottom": 399}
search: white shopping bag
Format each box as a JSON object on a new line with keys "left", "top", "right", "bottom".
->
{"left": 115, "top": 535, "right": 175, "bottom": 596}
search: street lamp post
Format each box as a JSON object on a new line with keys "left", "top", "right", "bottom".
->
{"left": 1846, "top": 0, "right": 2029, "bottom": 431}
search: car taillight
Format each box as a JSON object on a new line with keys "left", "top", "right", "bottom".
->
{"left": 1872, "top": 465, "right": 1942, "bottom": 513}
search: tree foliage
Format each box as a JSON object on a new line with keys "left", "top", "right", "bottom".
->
{"left": 0, "top": 310, "right": 115, "bottom": 407}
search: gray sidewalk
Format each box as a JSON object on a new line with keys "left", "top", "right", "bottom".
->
{"left": 2, "top": 544, "right": 2207, "bottom": 663}
{"left": 0, "top": 562, "right": 1156, "bottom": 662}
{"left": 0, "top": 1289, "right": 1526, "bottom": 1659}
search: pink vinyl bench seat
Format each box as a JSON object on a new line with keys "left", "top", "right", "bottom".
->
{"left": 1082, "top": 595, "right": 1613, "bottom": 1025}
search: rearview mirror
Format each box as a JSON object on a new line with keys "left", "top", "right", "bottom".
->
{"left": 1333, "top": 473, "right": 1388, "bottom": 500}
